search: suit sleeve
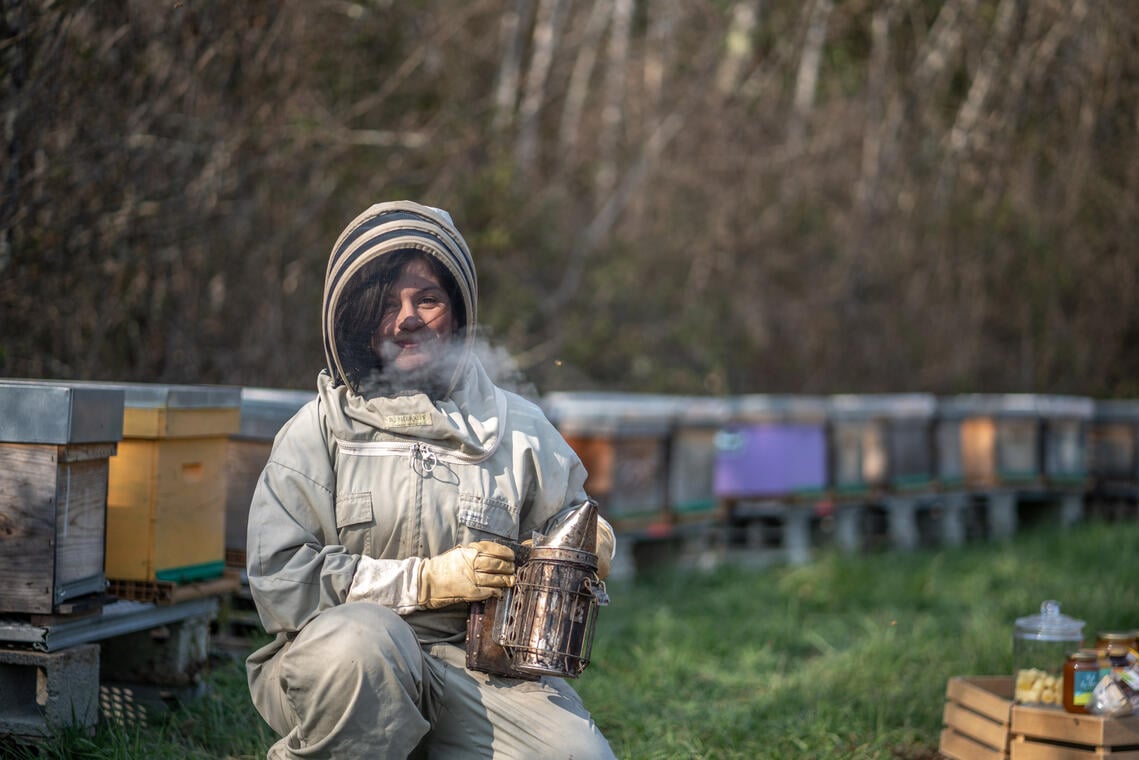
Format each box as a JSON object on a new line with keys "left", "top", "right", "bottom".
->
{"left": 245, "top": 403, "right": 419, "bottom": 632}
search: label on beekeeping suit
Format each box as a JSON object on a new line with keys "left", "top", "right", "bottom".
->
{"left": 385, "top": 413, "right": 432, "bottom": 428}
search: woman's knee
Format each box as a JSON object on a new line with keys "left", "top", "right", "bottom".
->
{"left": 284, "top": 603, "right": 423, "bottom": 686}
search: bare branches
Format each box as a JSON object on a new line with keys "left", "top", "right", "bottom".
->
{"left": 4, "top": 0, "right": 1139, "bottom": 396}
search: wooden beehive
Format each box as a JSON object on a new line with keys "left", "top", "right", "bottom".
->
{"left": 668, "top": 395, "right": 730, "bottom": 524}
{"left": 225, "top": 387, "right": 314, "bottom": 567}
{"left": 1038, "top": 396, "right": 1094, "bottom": 489}
{"left": 1087, "top": 400, "right": 1139, "bottom": 490}
{"left": 940, "top": 675, "right": 1013, "bottom": 760}
{"left": 95, "top": 383, "right": 241, "bottom": 593}
{"left": 0, "top": 381, "right": 124, "bottom": 615}
{"left": 939, "top": 396, "right": 1043, "bottom": 488}
{"left": 543, "top": 392, "right": 674, "bottom": 533}
{"left": 828, "top": 394, "right": 937, "bottom": 495}
{"left": 713, "top": 395, "right": 829, "bottom": 503}
{"left": 938, "top": 395, "right": 1093, "bottom": 490}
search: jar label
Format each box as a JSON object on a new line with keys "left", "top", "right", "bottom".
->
{"left": 1073, "top": 670, "right": 1099, "bottom": 705}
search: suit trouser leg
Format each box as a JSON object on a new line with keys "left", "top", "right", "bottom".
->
{"left": 250, "top": 602, "right": 616, "bottom": 759}
{"left": 420, "top": 642, "right": 617, "bottom": 760}
{"left": 254, "top": 603, "right": 430, "bottom": 759}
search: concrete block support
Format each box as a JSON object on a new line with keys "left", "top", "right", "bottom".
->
{"left": 834, "top": 504, "right": 864, "bottom": 554}
{"left": 0, "top": 643, "right": 99, "bottom": 739}
{"left": 784, "top": 508, "right": 812, "bottom": 566}
{"left": 885, "top": 497, "right": 920, "bottom": 552}
{"left": 1060, "top": 492, "right": 1084, "bottom": 527}
{"left": 939, "top": 493, "right": 968, "bottom": 547}
{"left": 988, "top": 491, "right": 1018, "bottom": 539}
{"left": 99, "top": 615, "right": 210, "bottom": 687}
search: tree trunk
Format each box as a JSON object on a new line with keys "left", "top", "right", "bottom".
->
{"left": 596, "top": 0, "right": 633, "bottom": 197}
{"left": 516, "top": 0, "right": 566, "bottom": 175}
{"left": 559, "top": 0, "right": 611, "bottom": 162}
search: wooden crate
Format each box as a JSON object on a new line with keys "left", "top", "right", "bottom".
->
{"left": 940, "top": 676, "right": 1014, "bottom": 760}
{"left": 941, "top": 676, "right": 1139, "bottom": 760}
{"left": 101, "top": 383, "right": 241, "bottom": 591}
{"left": 0, "top": 381, "right": 123, "bottom": 615}
{"left": 1011, "top": 704, "right": 1139, "bottom": 759}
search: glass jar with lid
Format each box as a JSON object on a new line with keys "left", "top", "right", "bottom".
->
{"left": 1096, "top": 630, "right": 1139, "bottom": 653}
{"left": 1014, "top": 600, "right": 1086, "bottom": 707}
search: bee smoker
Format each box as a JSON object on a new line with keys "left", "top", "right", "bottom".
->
{"left": 466, "top": 499, "right": 610, "bottom": 679}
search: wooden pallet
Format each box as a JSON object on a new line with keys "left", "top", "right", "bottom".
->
{"left": 108, "top": 574, "right": 238, "bottom": 605}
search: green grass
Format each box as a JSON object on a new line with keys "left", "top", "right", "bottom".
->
{"left": 5, "top": 518, "right": 1138, "bottom": 759}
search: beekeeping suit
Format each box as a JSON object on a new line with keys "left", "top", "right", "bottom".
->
{"left": 244, "top": 201, "right": 616, "bottom": 759}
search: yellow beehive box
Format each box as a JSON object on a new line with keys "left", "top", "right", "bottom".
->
{"left": 95, "top": 383, "right": 241, "bottom": 587}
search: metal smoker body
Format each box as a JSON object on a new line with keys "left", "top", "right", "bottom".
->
{"left": 466, "top": 500, "right": 610, "bottom": 679}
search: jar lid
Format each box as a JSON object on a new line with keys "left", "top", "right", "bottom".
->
{"left": 1015, "top": 600, "right": 1085, "bottom": 642}
{"left": 1098, "top": 631, "right": 1138, "bottom": 642}
{"left": 1070, "top": 650, "right": 1099, "bottom": 661}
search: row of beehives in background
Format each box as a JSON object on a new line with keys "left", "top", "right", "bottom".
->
{"left": 4, "top": 380, "right": 1139, "bottom": 618}
{"left": 540, "top": 391, "right": 1139, "bottom": 537}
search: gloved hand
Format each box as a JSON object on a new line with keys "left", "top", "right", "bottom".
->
{"left": 595, "top": 519, "right": 615, "bottom": 581}
{"left": 417, "top": 541, "right": 516, "bottom": 610}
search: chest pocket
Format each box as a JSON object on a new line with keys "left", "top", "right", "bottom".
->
{"left": 335, "top": 492, "right": 374, "bottom": 555}
{"left": 457, "top": 492, "right": 518, "bottom": 541}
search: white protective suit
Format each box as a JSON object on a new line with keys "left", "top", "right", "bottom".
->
{"left": 245, "top": 201, "right": 617, "bottom": 759}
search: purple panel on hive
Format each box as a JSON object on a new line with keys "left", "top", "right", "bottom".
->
{"left": 714, "top": 424, "right": 827, "bottom": 497}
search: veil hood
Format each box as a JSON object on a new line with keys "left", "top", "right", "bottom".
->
{"left": 321, "top": 201, "right": 477, "bottom": 397}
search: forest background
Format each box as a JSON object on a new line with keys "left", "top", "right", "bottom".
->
{"left": 3, "top": 0, "right": 1138, "bottom": 399}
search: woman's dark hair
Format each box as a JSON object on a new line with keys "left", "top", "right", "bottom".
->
{"left": 333, "top": 250, "right": 465, "bottom": 390}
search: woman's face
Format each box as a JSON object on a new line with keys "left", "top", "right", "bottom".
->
{"left": 369, "top": 256, "right": 458, "bottom": 373}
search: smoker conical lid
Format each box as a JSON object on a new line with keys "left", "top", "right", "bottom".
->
{"left": 537, "top": 500, "right": 598, "bottom": 552}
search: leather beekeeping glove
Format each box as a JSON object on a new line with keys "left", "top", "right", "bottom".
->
{"left": 595, "top": 518, "right": 615, "bottom": 581}
{"left": 417, "top": 541, "right": 516, "bottom": 610}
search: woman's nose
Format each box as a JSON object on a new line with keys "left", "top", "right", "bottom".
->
{"left": 397, "top": 302, "right": 424, "bottom": 329}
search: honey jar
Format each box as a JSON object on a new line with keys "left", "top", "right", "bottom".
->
{"left": 1096, "top": 631, "right": 1139, "bottom": 654}
{"left": 1063, "top": 650, "right": 1101, "bottom": 714}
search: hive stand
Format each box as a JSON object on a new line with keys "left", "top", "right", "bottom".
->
{"left": 0, "top": 596, "right": 218, "bottom": 740}
{"left": 0, "top": 644, "right": 100, "bottom": 740}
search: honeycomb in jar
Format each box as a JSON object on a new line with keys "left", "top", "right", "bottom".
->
{"left": 1016, "top": 668, "right": 1062, "bottom": 705}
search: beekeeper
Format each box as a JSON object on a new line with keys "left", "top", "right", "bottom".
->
{"left": 244, "top": 201, "right": 617, "bottom": 759}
